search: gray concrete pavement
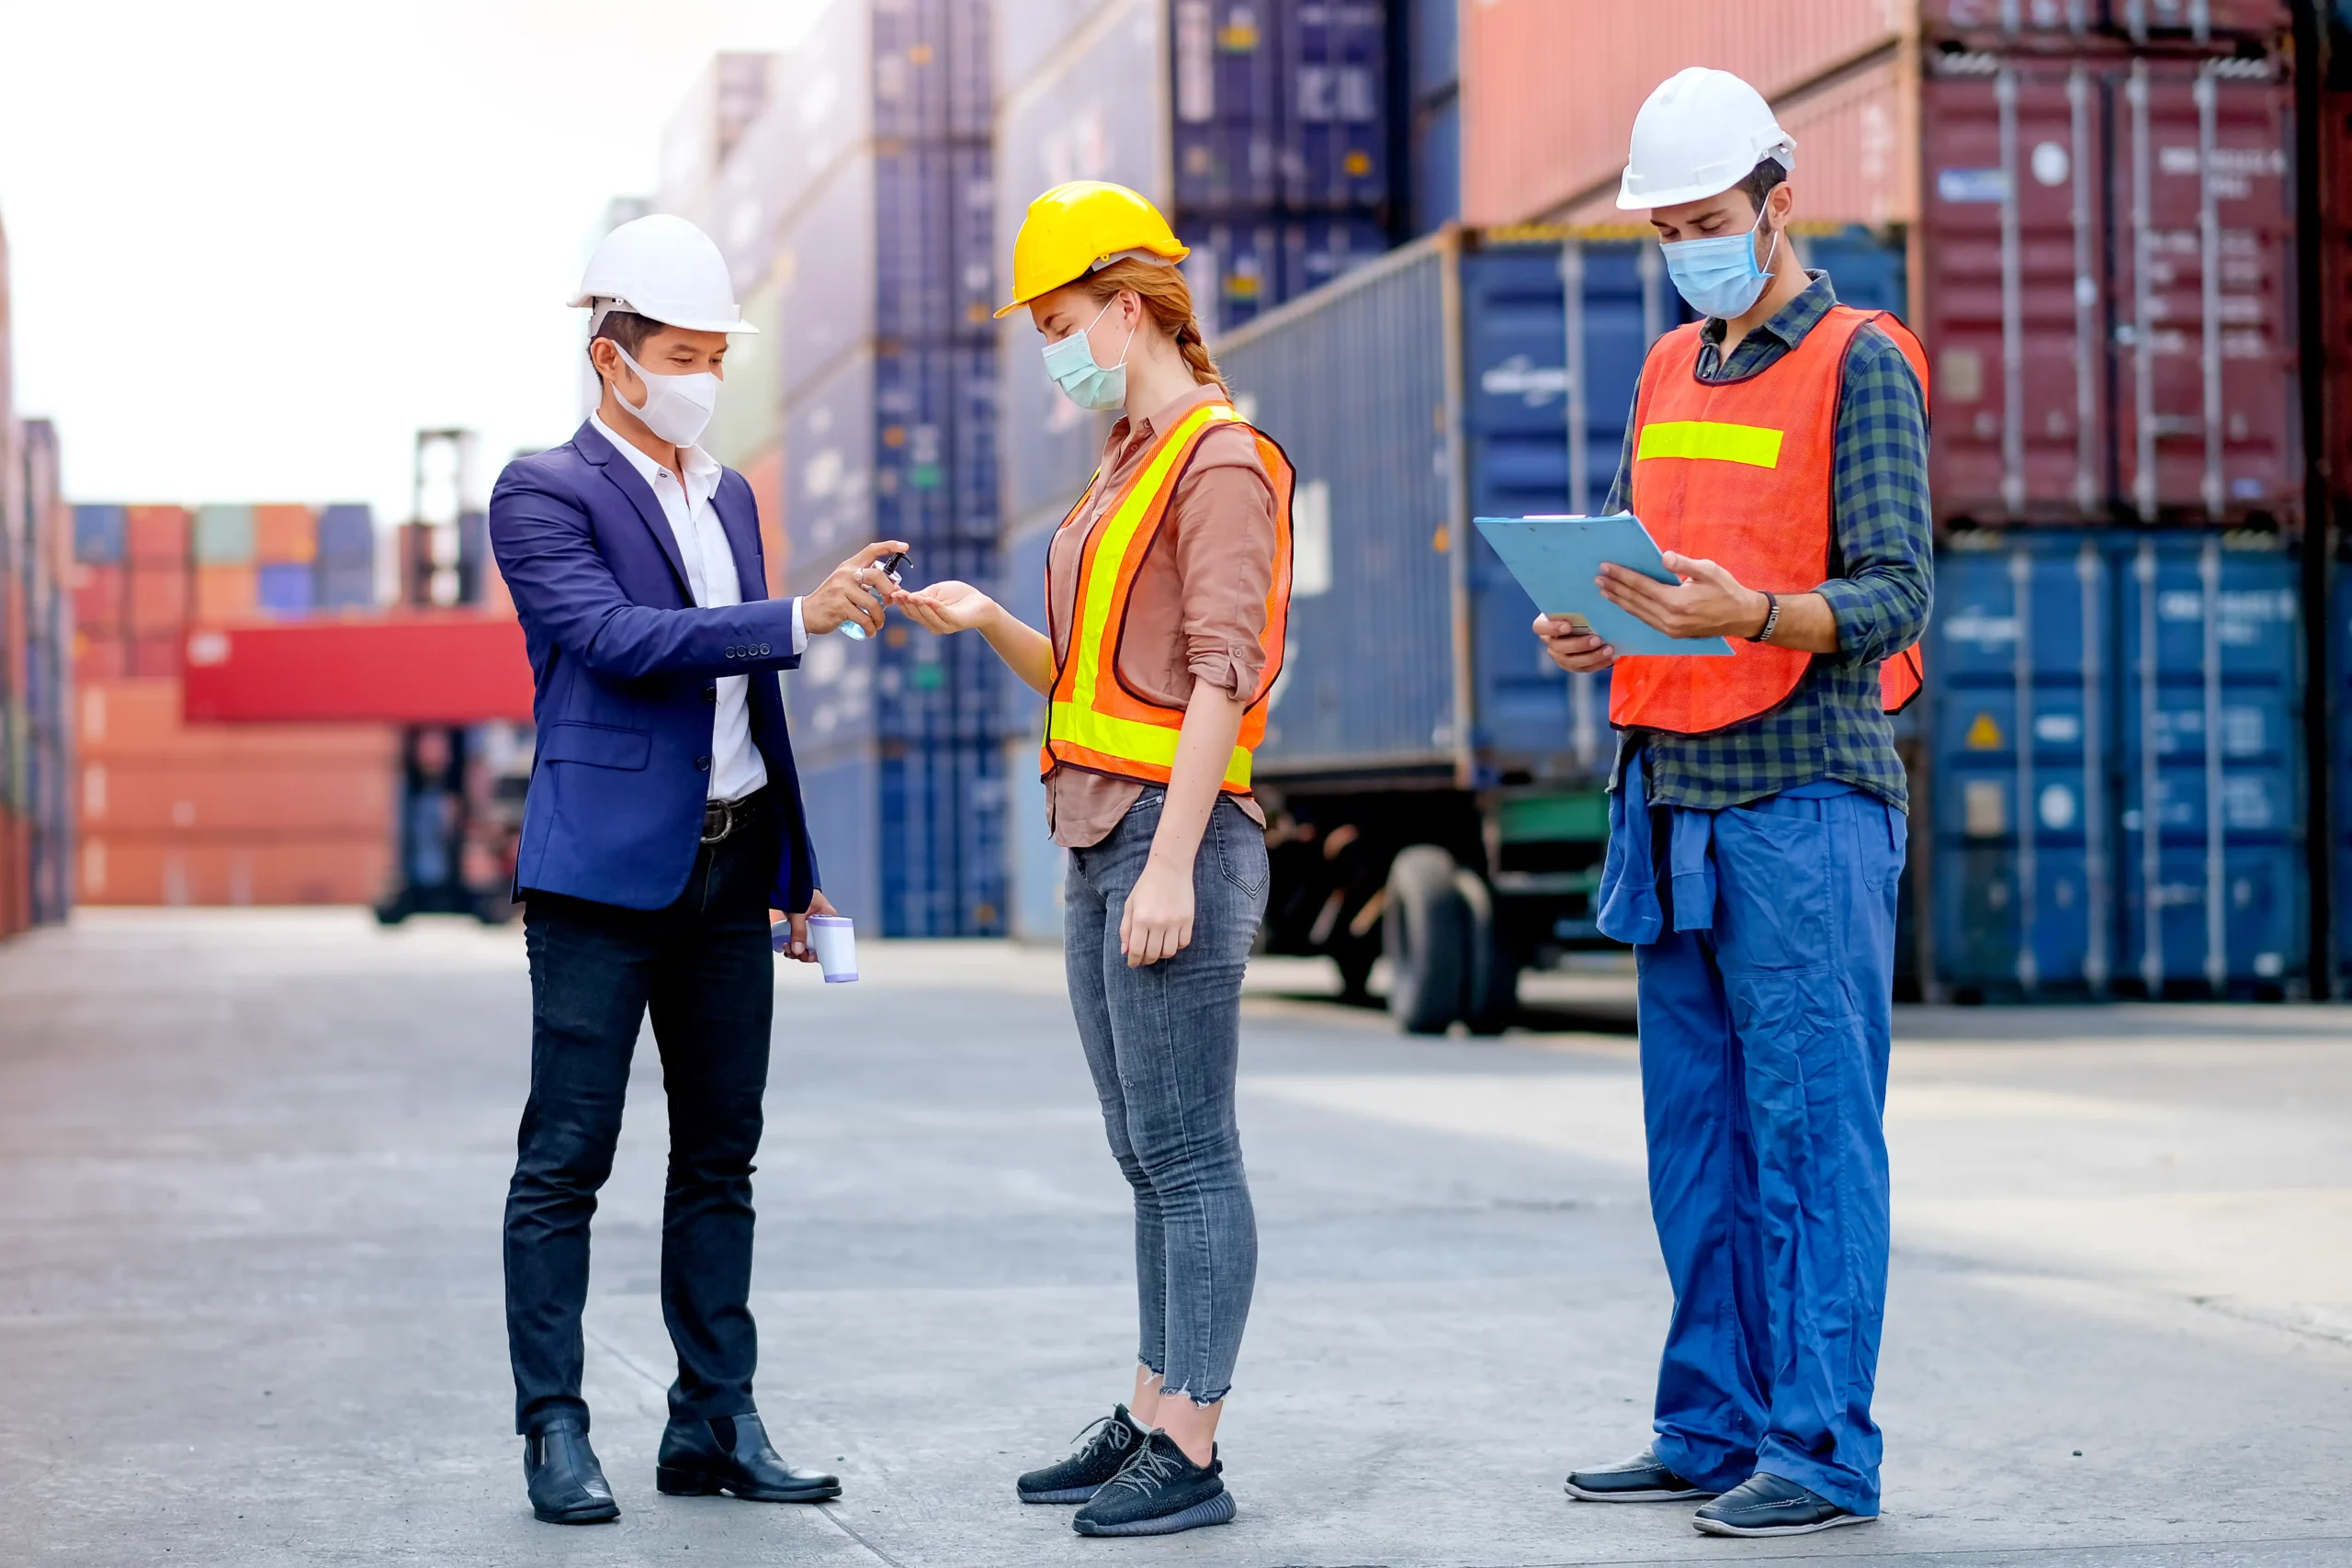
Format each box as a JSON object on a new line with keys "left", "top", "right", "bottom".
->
{"left": 3, "top": 910, "right": 2349, "bottom": 1567}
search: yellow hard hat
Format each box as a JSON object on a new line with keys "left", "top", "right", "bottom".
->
{"left": 994, "top": 181, "right": 1190, "bottom": 320}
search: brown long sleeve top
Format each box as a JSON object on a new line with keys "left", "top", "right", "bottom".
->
{"left": 1043, "top": 380, "right": 1279, "bottom": 849}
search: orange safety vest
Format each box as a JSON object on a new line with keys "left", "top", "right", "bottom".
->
{"left": 1042, "top": 400, "right": 1295, "bottom": 792}
{"left": 1611, "top": 304, "right": 1928, "bottom": 736}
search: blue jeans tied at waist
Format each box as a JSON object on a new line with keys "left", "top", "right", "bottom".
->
{"left": 1595, "top": 745, "right": 1907, "bottom": 1516}
{"left": 1063, "top": 787, "right": 1267, "bottom": 1405}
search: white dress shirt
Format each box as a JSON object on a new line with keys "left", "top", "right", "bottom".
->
{"left": 590, "top": 412, "right": 806, "bottom": 803}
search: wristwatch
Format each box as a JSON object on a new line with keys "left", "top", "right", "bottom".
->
{"left": 1746, "top": 592, "right": 1781, "bottom": 645}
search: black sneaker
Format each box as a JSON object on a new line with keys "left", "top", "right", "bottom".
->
{"left": 1069, "top": 1430, "right": 1235, "bottom": 1538}
{"left": 1564, "top": 1446, "right": 1716, "bottom": 1502}
{"left": 1016, "top": 1404, "right": 1148, "bottom": 1504}
{"left": 1692, "top": 1472, "right": 1872, "bottom": 1537}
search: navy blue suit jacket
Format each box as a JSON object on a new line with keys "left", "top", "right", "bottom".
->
{"left": 490, "top": 421, "right": 819, "bottom": 913}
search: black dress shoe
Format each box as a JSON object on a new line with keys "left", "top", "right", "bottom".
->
{"left": 1564, "top": 1446, "right": 1716, "bottom": 1502}
{"left": 657, "top": 1411, "right": 842, "bottom": 1503}
{"left": 1692, "top": 1472, "right": 1872, "bottom": 1537}
{"left": 524, "top": 1419, "right": 619, "bottom": 1524}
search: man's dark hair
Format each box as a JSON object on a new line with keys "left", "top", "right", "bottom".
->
{"left": 1736, "top": 156, "right": 1787, "bottom": 216}
{"left": 588, "top": 308, "right": 663, "bottom": 373}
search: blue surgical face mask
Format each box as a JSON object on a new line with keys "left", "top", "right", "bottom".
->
{"left": 1040, "top": 298, "right": 1136, "bottom": 412}
{"left": 1660, "top": 207, "right": 1781, "bottom": 321}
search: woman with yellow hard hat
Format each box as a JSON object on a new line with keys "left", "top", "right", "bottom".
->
{"left": 892, "top": 180, "right": 1293, "bottom": 1539}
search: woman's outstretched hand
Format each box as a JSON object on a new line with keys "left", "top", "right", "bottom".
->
{"left": 891, "top": 580, "right": 997, "bottom": 635}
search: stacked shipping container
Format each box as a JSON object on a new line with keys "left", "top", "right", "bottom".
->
{"left": 673, "top": 0, "right": 1007, "bottom": 936}
{"left": 69, "top": 500, "right": 395, "bottom": 908}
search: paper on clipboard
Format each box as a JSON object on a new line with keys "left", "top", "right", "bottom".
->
{"left": 1474, "top": 513, "right": 1736, "bottom": 659}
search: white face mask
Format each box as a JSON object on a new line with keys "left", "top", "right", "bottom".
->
{"left": 610, "top": 343, "right": 720, "bottom": 447}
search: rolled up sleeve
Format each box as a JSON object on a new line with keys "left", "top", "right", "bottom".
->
{"left": 1170, "top": 443, "right": 1278, "bottom": 700}
{"left": 1814, "top": 326, "right": 1934, "bottom": 668}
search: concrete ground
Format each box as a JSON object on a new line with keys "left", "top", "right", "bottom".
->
{"left": 3, "top": 910, "right": 2349, "bottom": 1568}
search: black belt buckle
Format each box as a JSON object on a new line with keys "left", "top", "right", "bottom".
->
{"left": 701, "top": 798, "right": 736, "bottom": 845}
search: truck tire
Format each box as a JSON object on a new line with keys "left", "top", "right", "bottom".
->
{"left": 1385, "top": 846, "right": 1465, "bottom": 1034}
{"left": 1453, "top": 869, "right": 1519, "bottom": 1036}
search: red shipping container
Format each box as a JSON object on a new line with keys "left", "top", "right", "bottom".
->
{"left": 180, "top": 612, "right": 533, "bottom": 725}
{"left": 78, "top": 833, "right": 392, "bottom": 907}
{"left": 193, "top": 563, "right": 259, "bottom": 623}
{"left": 128, "top": 565, "right": 189, "bottom": 634}
{"left": 125, "top": 504, "right": 191, "bottom": 566}
{"left": 71, "top": 562, "right": 125, "bottom": 636}
{"left": 2109, "top": 54, "right": 2297, "bottom": 523}
{"left": 1920, "top": 52, "right": 2112, "bottom": 523}
{"left": 79, "top": 758, "right": 396, "bottom": 835}
{"left": 253, "top": 503, "right": 317, "bottom": 564}
{"left": 1460, "top": 0, "right": 1906, "bottom": 225}
{"left": 75, "top": 635, "right": 128, "bottom": 682}
{"left": 129, "top": 634, "right": 184, "bottom": 678}
{"left": 78, "top": 678, "right": 397, "bottom": 765}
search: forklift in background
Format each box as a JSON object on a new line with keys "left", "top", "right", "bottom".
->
{"left": 376, "top": 429, "right": 534, "bottom": 925}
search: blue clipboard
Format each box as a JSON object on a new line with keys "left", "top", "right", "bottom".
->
{"left": 1475, "top": 513, "right": 1736, "bottom": 658}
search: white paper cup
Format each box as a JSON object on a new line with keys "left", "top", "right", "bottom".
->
{"left": 805, "top": 915, "right": 858, "bottom": 983}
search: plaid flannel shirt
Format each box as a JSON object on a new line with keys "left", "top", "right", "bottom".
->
{"left": 1602, "top": 271, "right": 1932, "bottom": 811}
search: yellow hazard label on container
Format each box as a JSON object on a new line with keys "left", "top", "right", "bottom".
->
{"left": 1965, "top": 712, "right": 2004, "bottom": 750}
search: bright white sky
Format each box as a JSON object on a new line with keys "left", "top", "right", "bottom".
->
{"left": 0, "top": 0, "right": 821, "bottom": 525}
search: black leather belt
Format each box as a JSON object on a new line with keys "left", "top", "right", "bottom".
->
{"left": 701, "top": 789, "right": 764, "bottom": 845}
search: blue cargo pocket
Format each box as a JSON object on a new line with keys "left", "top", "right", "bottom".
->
{"left": 539, "top": 721, "right": 650, "bottom": 771}
{"left": 1709, "top": 802, "right": 1832, "bottom": 971}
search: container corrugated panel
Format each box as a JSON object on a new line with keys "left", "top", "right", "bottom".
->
{"left": 1795, "top": 224, "right": 1909, "bottom": 317}
{"left": 72, "top": 564, "right": 125, "bottom": 637}
{"left": 1407, "top": 0, "right": 1456, "bottom": 102}
{"left": 316, "top": 561, "right": 378, "bottom": 609}
{"left": 1278, "top": 0, "right": 1387, "bottom": 211}
{"left": 2109, "top": 55, "right": 2298, "bottom": 525}
{"left": 76, "top": 833, "right": 393, "bottom": 907}
{"left": 702, "top": 274, "right": 787, "bottom": 470}
{"left": 1217, "top": 242, "right": 1453, "bottom": 775}
{"left": 1282, "top": 212, "right": 1390, "bottom": 304}
{"left": 254, "top": 504, "right": 317, "bottom": 564}
{"left": 125, "top": 506, "right": 189, "bottom": 567}
{"left": 792, "top": 739, "right": 1007, "bottom": 936}
{"left": 786, "top": 345, "right": 1003, "bottom": 576}
{"left": 1461, "top": 0, "right": 1904, "bottom": 226}
{"left": 788, "top": 538, "right": 1001, "bottom": 750}
{"left": 74, "top": 504, "right": 126, "bottom": 565}
{"left": 1929, "top": 536, "right": 2117, "bottom": 996}
{"left": 2112, "top": 532, "right": 2302, "bottom": 994}
{"left": 316, "top": 504, "right": 374, "bottom": 563}
{"left": 257, "top": 562, "right": 316, "bottom": 616}
{"left": 1410, "top": 96, "right": 1461, "bottom": 235}
{"left": 192, "top": 505, "right": 255, "bottom": 565}
{"left": 128, "top": 567, "right": 189, "bottom": 635}
{"left": 193, "top": 564, "right": 258, "bottom": 623}
{"left": 998, "top": 0, "right": 1128, "bottom": 94}
{"left": 1462, "top": 237, "right": 1676, "bottom": 776}
{"left": 1182, "top": 213, "right": 1283, "bottom": 333}
{"left": 1171, "top": 0, "right": 1283, "bottom": 213}
{"left": 993, "top": 0, "right": 1165, "bottom": 522}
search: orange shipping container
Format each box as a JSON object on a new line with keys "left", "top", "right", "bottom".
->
{"left": 79, "top": 758, "right": 396, "bottom": 835}
{"left": 75, "top": 635, "right": 129, "bottom": 682}
{"left": 193, "top": 563, "right": 259, "bottom": 623}
{"left": 78, "top": 833, "right": 391, "bottom": 907}
{"left": 125, "top": 504, "right": 191, "bottom": 566}
{"left": 742, "top": 446, "right": 787, "bottom": 596}
{"left": 1550, "top": 54, "right": 1918, "bottom": 231}
{"left": 129, "top": 566, "right": 189, "bottom": 634}
{"left": 129, "top": 634, "right": 183, "bottom": 678}
{"left": 253, "top": 503, "right": 318, "bottom": 564}
{"left": 78, "top": 678, "right": 398, "bottom": 766}
{"left": 1462, "top": 0, "right": 1913, "bottom": 227}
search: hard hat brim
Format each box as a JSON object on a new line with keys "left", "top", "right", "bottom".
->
{"left": 568, "top": 292, "right": 759, "bottom": 333}
{"left": 993, "top": 243, "right": 1192, "bottom": 319}
{"left": 1617, "top": 174, "right": 1752, "bottom": 210}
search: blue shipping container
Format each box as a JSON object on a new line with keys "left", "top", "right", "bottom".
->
{"left": 316, "top": 504, "right": 375, "bottom": 563}
{"left": 1409, "top": 96, "right": 1460, "bottom": 236}
{"left": 2113, "top": 533, "right": 2304, "bottom": 994}
{"left": 786, "top": 344, "right": 1001, "bottom": 576}
{"left": 1278, "top": 0, "right": 1386, "bottom": 211}
{"left": 1929, "top": 536, "right": 2116, "bottom": 994}
{"left": 316, "top": 560, "right": 378, "bottom": 609}
{"left": 1171, "top": 0, "right": 1283, "bottom": 212}
{"left": 787, "top": 537, "right": 1001, "bottom": 752}
{"left": 999, "top": 515, "right": 1067, "bottom": 941}
{"left": 795, "top": 739, "right": 1008, "bottom": 937}
{"left": 257, "top": 562, "right": 316, "bottom": 616}
{"left": 73, "top": 505, "right": 126, "bottom": 566}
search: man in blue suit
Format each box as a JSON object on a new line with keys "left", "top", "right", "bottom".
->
{"left": 489, "top": 214, "right": 902, "bottom": 1526}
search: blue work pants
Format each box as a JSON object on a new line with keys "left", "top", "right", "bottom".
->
{"left": 1603, "top": 764, "right": 1904, "bottom": 1515}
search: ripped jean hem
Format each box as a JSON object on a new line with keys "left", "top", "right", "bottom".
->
{"left": 1159, "top": 1383, "right": 1229, "bottom": 1408}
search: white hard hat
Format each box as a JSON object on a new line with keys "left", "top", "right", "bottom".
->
{"left": 570, "top": 213, "right": 757, "bottom": 334}
{"left": 1617, "top": 67, "right": 1796, "bottom": 210}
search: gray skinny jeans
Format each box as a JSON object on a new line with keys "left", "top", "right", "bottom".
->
{"left": 1064, "top": 788, "right": 1265, "bottom": 1405}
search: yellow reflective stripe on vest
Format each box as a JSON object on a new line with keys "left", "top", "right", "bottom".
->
{"left": 1635, "top": 420, "right": 1785, "bottom": 468}
{"left": 1048, "top": 701, "right": 1253, "bottom": 790}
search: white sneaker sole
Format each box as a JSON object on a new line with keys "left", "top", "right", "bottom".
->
{"left": 1692, "top": 1508, "right": 1874, "bottom": 1538}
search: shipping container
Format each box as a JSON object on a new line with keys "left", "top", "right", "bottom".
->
{"left": 193, "top": 563, "right": 258, "bottom": 623}
{"left": 77, "top": 833, "right": 392, "bottom": 908}
{"left": 192, "top": 504, "right": 255, "bottom": 564}
{"left": 795, "top": 738, "right": 1008, "bottom": 936}
{"left": 786, "top": 540, "right": 1005, "bottom": 751}
{"left": 999, "top": 513, "right": 1066, "bottom": 940}
{"left": 71, "top": 562, "right": 124, "bottom": 636}
{"left": 784, "top": 343, "right": 1002, "bottom": 573}
{"left": 128, "top": 566, "right": 188, "bottom": 635}
{"left": 257, "top": 562, "right": 315, "bottom": 615}
{"left": 253, "top": 504, "right": 317, "bottom": 564}
{"left": 80, "top": 678, "right": 399, "bottom": 765}
{"left": 79, "top": 758, "right": 397, "bottom": 835}
{"left": 125, "top": 505, "right": 190, "bottom": 567}
{"left": 1278, "top": 0, "right": 1388, "bottom": 210}
{"left": 73, "top": 503, "right": 126, "bottom": 564}
{"left": 316, "top": 560, "right": 378, "bottom": 609}
{"left": 1922, "top": 0, "right": 2290, "bottom": 44}
{"left": 316, "top": 503, "right": 375, "bottom": 563}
